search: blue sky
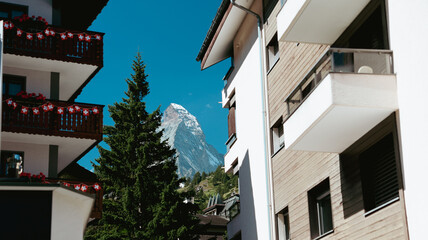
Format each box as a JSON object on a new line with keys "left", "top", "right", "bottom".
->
{"left": 76, "top": 1, "right": 229, "bottom": 170}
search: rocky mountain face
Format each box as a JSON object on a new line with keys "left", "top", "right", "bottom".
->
{"left": 161, "top": 103, "right": 223, "bottom": 178}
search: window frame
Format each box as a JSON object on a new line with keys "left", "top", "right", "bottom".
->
{"left": 308, "top": 178, "right": 334, "bottom": 239}
{"left": 1, "top": 150, "right": 24, "bottom": 178}
{"left": 226, "top": 93, "right": 237, "bottom": 151}
{"left": 339, "top": 114, "right": 403, "bottom": 218}
{"left": 267, "top": 34, "right": 280, "bottom": 72}
{"left": 271, "top": 117, "right": 284, "bottom": 155}
{"left": 263, "top": 0, "right": 279, "bottom": 21}
{"left": 3, "top": 74, "right": 26, "bottom": 97}
{"left": 359, "top": 133, "right": 400, "bottom": 215}
{"left": 277, "top": 207, "right": 290, "bottom": 240}
{"left": 0, "top": 2, "right": 28, "bottom": 19}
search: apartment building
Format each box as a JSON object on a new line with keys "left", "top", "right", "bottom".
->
{"left": 197, "top": 0, "right": 427, "bottom": 239}
{"left": 0, "top": 0, "right": 107, "bottom": 239}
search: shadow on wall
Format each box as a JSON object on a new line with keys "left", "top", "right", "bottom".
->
{"left": 229, "top": 150, "right": 258, "bottom": 239}
{"left": 339, "top": 155, "right": 364, "bottom": 219}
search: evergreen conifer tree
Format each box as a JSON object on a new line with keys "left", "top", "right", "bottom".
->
{"left": 85, "top": 53, "right": 198, "bottom": 240}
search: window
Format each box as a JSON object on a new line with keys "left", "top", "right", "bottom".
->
{"left": 271, "top": 117, "right": 284, "bottom": 154}
{"left": 226, "top": 93, "right": 237, "bottom": 151}
{"left": 0, "top": 2, "right": 27, "bottom": 19}
{"left": 308, "top": 179, "right": 333, "bottom": 239}
{"left": 0, "top": 151, "right": 24, "bottom": 178}
{"left": 263, "top": 0, "right": 279, "bottom": 21}
{"left": 277, "top": 207, "right": 290, "bottom": 240}
{"left": 360, "top": 133, "right": 399, "bottom": 213}
{"left": 3, "top": 74, "right": 26, "bottom": 96}
{"left": 267, "top": 34, "right": 280, "bottom": 71}
{"left": 230, "top": 231, "right": 241, "bottom": 240}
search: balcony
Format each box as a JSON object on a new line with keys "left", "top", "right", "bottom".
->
{"left": 2, "top": 98, "right": 103, "bottom": 140}
{"left": 3, "top": 20, "right": 104, "bottom": 67}
{"left": 283, "top": 48, "right": 397, "bottom": 153}
{"left": 0, "top": 180, "right": 98, "bottom": 239}
{"left": 2, "top": 98, "right": 103, "bottom": 172}
{"left": 45, "top": 179, "right": 103, "bottom": 219}
{"left": 2, "top": 19, "right": 104, "bottom": 100}
{"left": 277, "top": 0, "right": 370, "bottom": 44}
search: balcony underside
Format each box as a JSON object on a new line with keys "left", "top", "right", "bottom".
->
{"left": 3, "top": 54, "right": 99, "bottom": 101}
{"left": 277, "top": 0, "right": 370, "bottom": 44}
{"left": 1, "top": 132, "right": 97, "bottom": 173}
{"left": 0, "top": 183, "right": 94, "bottom": 239}
{"left": 283, "top": 73, "right": 398, "bottom": 153}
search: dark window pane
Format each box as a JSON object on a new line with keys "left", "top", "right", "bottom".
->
{"left": 318, "top": 195, "right": 333, "bottom": 234}
{"left": 284, "top": 212, "right": 290, "bottom": 239}
{"left": 0, "top": 11, "right": 8, "bottom": 18}
{"left": 9, "top": 82, "right": 23, "bottom": 95}
{"left": 3, "top": 74, "right": 26, "bottom": 96}
{"left": 11, "top": 10, "right": 24, "bottom": 18}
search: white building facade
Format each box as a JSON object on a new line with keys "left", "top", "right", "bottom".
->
{"left": 198, "top": 0, "right": 428, "bottom": 239}
{"left": 0, "top": 0, "right": 106, "bottom": 239}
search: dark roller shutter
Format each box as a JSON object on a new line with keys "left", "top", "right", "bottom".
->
{"left": 360, "top": 133, "right": 399, "bottom": 211}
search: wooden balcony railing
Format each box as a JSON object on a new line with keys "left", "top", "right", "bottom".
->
{"left": 3, "top": 20, "right": 104, "bottom": 66}
{"left": 2, "top": 98, "right": 103, "bottom": 140}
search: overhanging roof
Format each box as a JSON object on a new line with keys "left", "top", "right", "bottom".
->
{"left": 196, "top": 0, "right": 255, "bottom": 70}
{"left": 54, "top": 0, "right": 109, "bottom": 30}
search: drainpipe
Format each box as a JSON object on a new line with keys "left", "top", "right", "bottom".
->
{"left": 229, "top": 1, "right": 275, "bottom": 240}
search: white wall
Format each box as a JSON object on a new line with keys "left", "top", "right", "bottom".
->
{"left": 1, "top": 0, "right": 52, "bottom": 24}
{"left": 2, "top": 141, "right": 49, "bottom": 175}
{"left": 3, "top": 66, "right": 51, "bottom": 98}
{"left": 222, "top": 3, "right": 271, "bottom": 238}
{"left": 51, "top": 188, "right": 94, "bottom": 240}
{"left": 388, "top": 0, "right": 428, "bottom": 239}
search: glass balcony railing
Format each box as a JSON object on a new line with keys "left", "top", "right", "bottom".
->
{"left": 284, "top": 48, "right": 394, "bottom": 120}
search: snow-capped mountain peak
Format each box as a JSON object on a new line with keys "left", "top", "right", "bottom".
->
{"left": 161, "top": 103, "right": 223, "bottom": 178}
